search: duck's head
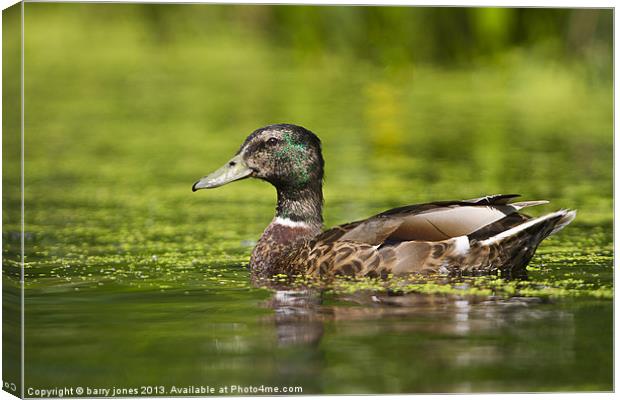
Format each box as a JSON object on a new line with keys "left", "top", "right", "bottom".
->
{"left": 192, "top": 124, "right": 324, "bottom": 192}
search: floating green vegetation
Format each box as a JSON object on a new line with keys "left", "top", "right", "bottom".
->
{"left": 11, "top": 214, "right": 612, "bottom": 301}
{"left": 19, "top": 249, "right": 254, "bottom": 295}
{"left": 281, "top": 271, "right": 613, "bottom": 300}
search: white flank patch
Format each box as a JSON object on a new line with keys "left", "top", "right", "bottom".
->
{"left": 452, "top": 235, "right": 470, "bottom": 256}
{"left": 274, "top": 217, "right": 310, "bottom": 228}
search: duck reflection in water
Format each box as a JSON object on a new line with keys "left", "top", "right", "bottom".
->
{"left": 261, "top": 284, "right": 567, "bottom": 351}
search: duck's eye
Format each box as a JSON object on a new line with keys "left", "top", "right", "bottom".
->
{"left": 267, "top": 137, "right": 279, "bottom": 146}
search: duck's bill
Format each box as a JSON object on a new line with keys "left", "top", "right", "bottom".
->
{"left": 192, "top": 154, "right": 253, "bottom": 191}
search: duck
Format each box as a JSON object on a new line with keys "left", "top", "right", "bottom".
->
{"left": 192, "top": 123, "right": 576, "bottom": 281}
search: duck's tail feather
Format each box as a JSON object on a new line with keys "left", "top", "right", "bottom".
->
{"left": 462, "top": 209, "right": 576, "bottom": 276}
{"left": 510, "top": 200, "right": 550, "bottom": 210}
{"left": 549, "top": 209, "right": 577, "bottom": 235}
{"left": 478, "top": 209, "right": 576, "bottom": 247}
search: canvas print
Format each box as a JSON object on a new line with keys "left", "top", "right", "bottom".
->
{"left": 2, "top": 2, "right": 613, "bottom": 396}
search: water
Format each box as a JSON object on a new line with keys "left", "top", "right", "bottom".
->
{"left": 3, "top": 4, "right": 613, "bottom": 394}
{"left": 16, "top": 287, "right": 613, "bottom": 393}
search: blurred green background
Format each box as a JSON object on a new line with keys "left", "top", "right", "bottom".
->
{"left": 2, "top": 4, "right": 613, "bottom": 394}
{"left": 15, "top": 4, "right": 613, "bottom": 222}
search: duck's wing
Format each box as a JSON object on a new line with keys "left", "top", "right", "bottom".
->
{"left": 317, "top": 194, "right": 548, "bottom": 245}
{"left": 462, "top": 193, "right": 521, "bottom": 205}
{"left": 305, "top": 195, "right": 574, "bottom": 278}
{"left": 372, "top": 209, "right": 576, "bottom": 277}
{"left": 305, "top": 194, "right": 569, "bottom": 278}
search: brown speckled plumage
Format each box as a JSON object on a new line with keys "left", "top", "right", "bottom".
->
{"left": 193, "top": 124, "right": 576, "bottom": 282}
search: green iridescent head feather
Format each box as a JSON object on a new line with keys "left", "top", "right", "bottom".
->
{"left": 239, "top": 124, "right": 324, "bottom": 190}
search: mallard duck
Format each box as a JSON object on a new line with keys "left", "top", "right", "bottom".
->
{"left": 193, "top": 124, "right": 576, "bottom": 280}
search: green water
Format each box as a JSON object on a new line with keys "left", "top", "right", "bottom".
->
{"left": 3, "top": 4, "right": 613, "bottom": 394}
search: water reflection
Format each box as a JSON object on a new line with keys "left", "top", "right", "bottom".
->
{"left": 259, "top": 287, "right": 596, "bottom": 392}
{"left": 266, "top": 289, "right": 324, "bottom": 347}
{"left": 264, "top": 288, "right": 573, "bottom": 349}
